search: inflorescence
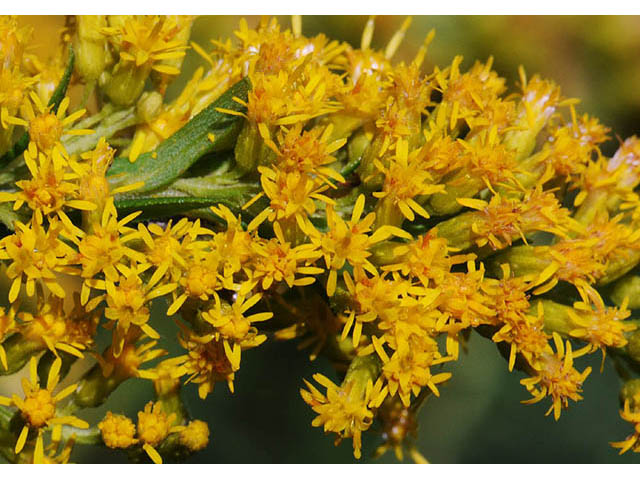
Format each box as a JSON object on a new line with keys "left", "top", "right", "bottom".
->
{"left": 0, "top": 14, "right": 639, "bottom": 463}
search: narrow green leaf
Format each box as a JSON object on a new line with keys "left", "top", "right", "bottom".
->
{"left": 108, "top": 77, "right": 250, "bottom": 193}
{"left": 0, "top": 46, "right": 75, "bottom": 166}
{"left": 115, "top": 196, "right": 232, "bottom": 221}
{"left": 114, "top": 182, "right": 260, "bottom": 221}
{"left": 48, "top": 46, "right": 77, "bottom": 112}
{"left": 171, "top": 176, "right": 265, "bottom": 216}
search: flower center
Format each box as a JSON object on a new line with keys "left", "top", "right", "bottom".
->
{"left": 30, "top": 112, "right": 63, "bottom": 152}
{"left": 21, "top": 388, "right": 55, "bottom": 427}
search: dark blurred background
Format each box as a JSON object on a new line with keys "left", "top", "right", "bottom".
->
{"left": 7, "top": 15, "right": 640, "bottom": 463}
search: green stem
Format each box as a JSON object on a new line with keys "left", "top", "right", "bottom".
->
{"left": 63, "top": 106, "right": 137, "bottom": 157}
{"left": 60, "top": 425, "right": 101, "bottom": 446}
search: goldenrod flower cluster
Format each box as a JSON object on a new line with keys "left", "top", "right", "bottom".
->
{"left": 0, "top": 14, "right": 639, "bottom": 463}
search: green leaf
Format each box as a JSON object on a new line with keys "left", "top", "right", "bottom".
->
{"left": 108, "top": 77, "right": 250, "bottom": 194}
{"left": 48, "top": 46, "right": 77, "bottom": 113}
{"left": 0, "top": 46, "right": 75, "bottom": 167}
{"left": 114, "top": 183, "right": 260, "bottom": 221}
{"left": 115, "top": 196, "right": 221, "bottom": 220}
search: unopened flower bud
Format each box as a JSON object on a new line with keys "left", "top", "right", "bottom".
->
{"left": 103, "top": 61, "right": 151, "bottom": 106}
{"left": 179, "top": 420, "right": 210, "bottom": 452}
{"left": 137, "top": 91, "right": 163, "bottom": 124}
{"left": 74, "top": 15, "right": 110, "bottom": 83}
{"left": 625, "top": 331, "right": 640, "bottom": 364}
{"left": 620, "top": 379, "right": 640, "bottom": 410}
{"left": 611, "top": 275, "right": 640, "bottom": 309}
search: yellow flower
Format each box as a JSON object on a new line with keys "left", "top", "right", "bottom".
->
{"left": 167, "top": 254, "right": 221, "bottom": 317}
{"left": 101, "top": 265, "right": 176, "bottom": 355}
{"left": 179, "top": 420, "right": 210, "bottom": 452}
{"left": 567, "top": 289, "right": 636, "bottom": 361}
{"left": 457, "top": 186, "right": 579, "bottom": 251}
{"left": 209, "top": 205, "right": 254, "bottom": 284}
{"left": 438, "top": 261, "right": 494, "bottom": 332}
{"left": 611, "top": 400, "right": 640, "bottom": 455}
{"left": 174, "top": 330, "right": 237, "bottom": 399}
{"left": 247, "top": 166, "right": 334, "bottom": 228}
{"left": 96, "top": 333, "right": 167, "bottom": 381}
{"left": 372, "top": 289, "right": 444, "bottom": 354}
{"left": 503, "top": 70, "right": 566, "bottom": 160}
{"left": 263, "top": 123, "right": 346, "bottom": 185}
{"left": 436, "top": 56, "right": 507, "bottom": 130}
{"left": 383, "top": 230, "right": 472, "bottom": 288}
{"left": 505, "top": 214, "right": 640, "bottom": 295}
{"left": 528, "top": 239, "right": 608, "bottom": 294}
{"left": 0, "top": 66, "right": 36, "bottom": 131}
{"left": 23, "top": 93, "right": 91, "bottom": 154}
{"left": 100, "top": 15, "right": 189, "bottom": 105}
{"left": 247, "top": 221, "right": 323, "bottom": 292}
{"left": 201, "top": 293, "right": 272, "bottom": 370}
{"left": 303, "top": 194, "right": 410, "bottom": 296}
{"left": 20, "top": 295, "right": 98, "bottom": 359}
{"left": 373, "top": 138, "right": 445, "bottom": 224}
{"left": 574, "top": 137, "right": 640, "bottom": 214}
{"left": 341, "top": 269, "right": 405, "bottom": 347}
{"left": 103, "top": 15, "right": 188, "bottom": 76}
{"left": 543, "top": 106, "right": 610, "bottom": 179}
{"left": 76, "top": 138, "right": 144, "bottom": 213}
{"left": 241, "top": 65, "right": 342, "bottom": 129}
{"left": 300, "top": 373, "right": 374, "bottom": 459}
{"left": 490, "top": 291, "right": 549, "bottom": 372}
{"left": 136, "top": 401, "right": 181, "bottom": 464}
{"left": 0, "top": 145, "right": 96, "bottom": 232}
{"left": 0, "top": 356, "right": 88, "bottom": 463}
{"left": 371, "top": 335, "right": 452, "bottom": 407}
{"left": 224, "top": 16, "right": 343, "bottom": 77}
{"left": 521, "top": 332, "right": 592, "bottom": 420}
{"left": 138, "top": 217, "right": 209, "bottom": 285}
{"left": 75, "top": 197, "right": 146, "bottom": 304}
{"left": 0, "top": 218, "right": 75, "bottom": 302}
{"left": 99, "top": 412, "right": 138, "bottom": 449}
{"left": 373, "top": 62, "right": 430, "bottom": 142}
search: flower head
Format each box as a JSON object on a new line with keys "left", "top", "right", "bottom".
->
{"left": 24, "top": 94, "right": 90, "bottom": 154}
{"left": 521, "top": 333, "right": 592, "bottom": 420}
{"left": 0, "top": 356, "right": 88, "bottom": 463}
{"left": 301, "top": 373, "right": 374, "bottom": 459}
{"left": 99, "top": 412, "right": 138, "bottom": 449}
{"left": 103, "top": 15, "right": 188, "bottom": 76}
{"left": 179, "top": 420, "right": 210, "bottom": 452}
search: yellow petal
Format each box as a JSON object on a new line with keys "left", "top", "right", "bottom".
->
{"left": 15, "top": 426, "right": 29, "bottom": 454}
{"left": 143, "top": 443, "right": 163, "bottom": 464}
